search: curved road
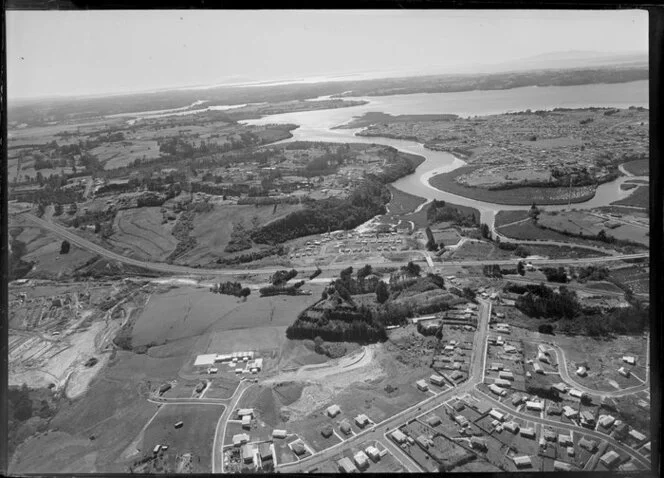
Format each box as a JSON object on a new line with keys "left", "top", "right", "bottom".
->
{"left": 17, "top": 212, "right": 649, "bottom": 279}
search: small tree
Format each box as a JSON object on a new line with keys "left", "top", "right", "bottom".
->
{"left": 53, "top": 203, "right": 64, "bottom": 216}
{"left": 68, "top": 202, "right": 78, "bottom": 215}
{"left": 538, "top": 323, "right": 554, "bottom": 335}
{"left": 60, "top": 240, "right": 71, "bottom": 254}
{"left": 376, "top": 281, "right": 389, "bottom": 304}
{"left": 517, "top": 261, "right": 526, "bottom": 276}
{"left": 240, "top": 288, "right": 251, "bottom": 300}
{"left": 480, "top": 223, "right": 491, "bottom": 240}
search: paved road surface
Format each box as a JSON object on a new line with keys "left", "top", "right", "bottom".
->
{"left": 212, "top": 381, "right": 253, "bottom": 473}
{"left": 17, "top": 212, "right": 649, "bottom": 279}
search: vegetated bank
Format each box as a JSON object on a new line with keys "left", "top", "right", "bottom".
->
{"left": 251, "top": 148, "right": 425, "bottom": 244}
{"left": 286, "top": 262, "right": 467, "bottom": 344}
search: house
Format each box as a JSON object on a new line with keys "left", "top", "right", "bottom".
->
{"left": 503, "top": 345, "right": 517, "bottom": 353}
{"left": 320, "top": 425, "right": 334, "bottom": 438}
{"left": 337, "top": 457, "right": 358, "bottom": 474}
{"left": 490, "top": 362, "right": 504, "bottom": 371}
{"left": 543, "top": 429, "right": 557, "bottom": 442}
{"left": 365, "top": 446, "right": 381, "bottom": 462}
{"left": 580, "top": 411, "right": 595, "bottom": 426}
{"left": 453, "top": 401, "right": 465, "bottom": 412}
{"left": 553, "top": 460, "right": 573, "bottom": 471}
{"left": 489, "top": 409, "right": 505, "bottom": 421}
{"left": 622, "top": 356, "right": 636, "bottom": 365}
{"left": 451, "top": 371, "right": 464, "bottom": 381}
{"left": 547, "top": 404, "right": 562, "bottom": 416}
{"left": 567, "top": 447, "right": 575, "bottom": 456}
{"left": 576, "top": 367, "right": 587, "bottom": 377}
{"left": 454, "top": 415, "right": 469, "bottom": 427}
{"left": 430, "top": 374, "right": 446, "bottom": 386}
{"left": 618, "top": 367, "right": 630, "bottom": 377}
{"left": 327, "top": 404, "right": 341, "bottom": 418}
{"left": 291, "top": 442, "right": 306, "bottom": 456}
{"left": 391, "top": 429, "right": 407, "bottom": 444}
{"left": 579, "top": 437, "right": 598, "bottom": 452}
{"left": 513, "top": 455, "right": 532, "bottom": 468}
{"left": 340, "top": 420, "right": 352, "bottom": 435}
{"left": 599, "top": 415, "right": 616, "bottom": 428}
{"left": 427, "top": 415, "right": 442, "bottom": 427}
{"left": 629, "top": 429, "right": 646, "bottom": 442}
{"left": 241, "top": 444, "right": 255, "bottom": 464}
{"left": 416, "top": 435, "right": 431, "bottom": 448}
{"left": 537, "top": 351, "right": 549, "bottom": 364}
{"left": 533, "top": 363, "right": 544, "bottom": 374}
{"left": 242, "top": 415, "right": 251, "bottom": 429}
{"left": 258, "top": 443, "right": 272, "bottom": 462}
{"left": 520, "top": 428, "right": 536, "bottom": 439}
{"left": 599, "top": 450, "right": 620, "bottom": 468}
{"left": 504, "top": 421, "right": 520, "bottom": 433}
{"left": 232, "top": 433, "right": 250, "bottom": 446}
{"left": 494, "top": 378, "right": 511, "bottom": 388}
{"left": 416, "top": 380, "right": 429, "bottom": 392}
{"left": 489, "top": 384, "right": 507, "bottom": 396}
{"left": 563, "top": 406, "right": 578, "bottom": 419}
{"left": 499, "top": 371, "right": 515, "bottom": 381}
{"left": 355, "top": 414, "right": 370, "bottom": 428}
{"left": 526, "top": 401, "right": 544, "bottom": 412}
{"left": 511, "top": 394, "right": 525, "bottom": 406}
{"left": 237, "top": 408, "right": 254, "bottom": 418}
{"left": 569, "top": 389, "right": 585, "bottom": 399}
{"left": 558, "top": 434, "right": 573, "bottom": 446}
{"left": 272, "top": 429, "right": 287, "bottom": 439}
{"left": 470, "top": 437, "right": 487, "bottom": 451}
{"left": 353, "top": 451, "right": 370, "bottom": 470}
{"left": 153, "top": 444, "right": 162, "bottom": 454}
{"left": 551, "top": 382, "right": 568, "bottom": 394}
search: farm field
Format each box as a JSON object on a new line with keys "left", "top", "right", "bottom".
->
{"left": 622, "top": 159, "right": 649, "bottom": 176}
{"left": 106, "top": 207, "right": 178, "bottom": 261}
{"left": 386, "top": 184, "right": 427, "bottom": 215}
{"left": 92, "top": 139, "right": 161, "bottom": 169}
{"left": 537, "top": 211, "right": 648, "bottom": 247}
{"left": 140, "top": 404, "right": 223, "bottom": 473}
{"left": 523, "top": 244, "right": 610, "bottom": 259}
{"left": 10, "top": 221, "right": 99, "bottom": 279}
{"left": 176, "top": 203, "right": 303, "bottom": 266}
{"left": 10, "top": 347, "right": 186, "bottom": 474}
{"left": 429, "top": 166, "right": 596, "bottom": 206}
{"left": 612, "top": 185, "right": 649, "bottom": 211}
{"left": 446, "top": 240, "right": 513, "bottom": 261}
{"left": 494, "top": 210, "right": 531, "bottom": 227}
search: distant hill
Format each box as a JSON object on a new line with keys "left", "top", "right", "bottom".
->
{"left": 486, "top": 50, "right": 647, "bottom": 73}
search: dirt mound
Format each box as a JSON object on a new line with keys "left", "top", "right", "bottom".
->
{"left": 273, "top": 382, "right": 304, "bottom": 406}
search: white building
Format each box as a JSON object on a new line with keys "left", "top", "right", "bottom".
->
{"left": 416, "top": 379, "right": 429, "bottom": 391}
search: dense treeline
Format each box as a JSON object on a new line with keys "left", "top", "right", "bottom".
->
{"left": 542, "top": 267, "right": 568, "bottom": 283}
{"left": 516, "top": 285, "right": 580, "bottom": 319}
{"left": 271, "top": 269, "right": 298, "bottom": 285}
{"left": 210, "top": 281, "right": 251, "bottom": 298}
{"left": 251, "top": 149, "right": 422, "bottom": 244}
{"left": 259, "top": 280, "right": 305, "bottom": 297}
{"left": 251, "top": 177, "right": 390, "bottom": 244}
{"left": 575, "top": 265, "right": 610, "bottom": 282}
{"left": 427, "top": 199, "right": 479, "bottom": 227}
{"left": 215, "top": 245, "right": 286, "bottom": 265}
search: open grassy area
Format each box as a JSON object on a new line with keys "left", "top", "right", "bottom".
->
{"left": 176, "top": 203, "right": 303, "bottom": 266}
{"left": 106, "top": 207, "right": 177, "bottom": 261}
{"left": 446, "top": 240, "right": 513, "bottom": 261}
{"left": 140, "top": 403, "right": 223, "bottom": 473}
{"left": 537, "top": 211, "right": 649, "bottom": 247}
{"left": 495, "top": 210, "right": 531, "bottom": 228}
{"left": 612, "top": 185, "right": 649, "bottom": 211}
{"left": 622, "top": 159, "right": 649, "bottom": 176}
{"left": 429, "top": 166, "right": 596, "bottom": 206}
{"left": 386, "top": 184, "right": 426, "bottom": 215}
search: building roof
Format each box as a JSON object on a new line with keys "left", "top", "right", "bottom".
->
{"left": 553, "top": 460, "right": 573, "bottom": 471}
{"left": 241, "top": 444, "right": 254, "bottom": 460}
{"left": 600, "top": 450, "right": 620, "bottom": 466}
{"left": 513, "top": 455, "right": 532, "bottom": 466}
{"left": 337, "top": 457, "right": 357, "bottom": 473}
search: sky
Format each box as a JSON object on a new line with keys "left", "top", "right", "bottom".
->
{"left": 6, "top": 9, "right": 648, "bottom": 100}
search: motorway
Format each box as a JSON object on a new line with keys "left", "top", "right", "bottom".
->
{"left": 17, "top": 212, "right": 648, "bottom": 278}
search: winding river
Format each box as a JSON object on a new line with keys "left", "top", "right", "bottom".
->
{"left": 240, "top": 80, "right": 648, "bottom": 229}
